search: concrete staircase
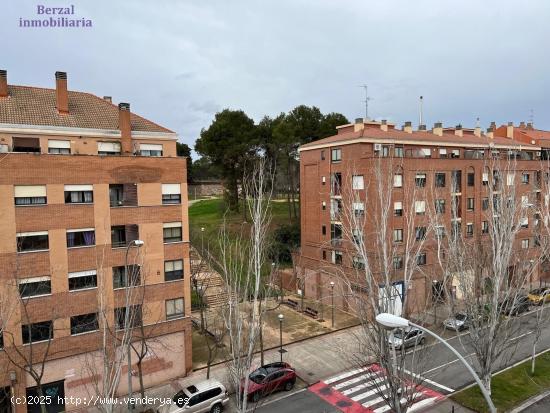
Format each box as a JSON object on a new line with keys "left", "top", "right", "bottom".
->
{"left": 190, "top": 247, "right": 234, "bottom": 308}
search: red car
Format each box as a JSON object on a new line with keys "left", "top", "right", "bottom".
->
{"left": 240, "top": 362, "right": 296, "bottom": 402}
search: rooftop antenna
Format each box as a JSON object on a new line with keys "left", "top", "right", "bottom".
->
{"left": 529, "top": 109, "right": 534, "bottom": 125}
{"left": 476, "top": 117, "right": 480, "bottom": 127}
{"left": 359, "top": 85, "right": 371, "bottom": 120}
{"left": 419, "top": 96, "right": 424, "bottom": 126}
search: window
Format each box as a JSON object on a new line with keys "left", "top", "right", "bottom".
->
{"left": 98, "top": 141, "right": 121, "bottom": 155}
{"left": 451, "top": 149, "right": 460, "bottom": 158}
{"left": 352, "top": 228, "right": 363, "bottom": 245}
{"left": 482, "top": 197, "right": 489, "bottom": 210}
{"left": 520, "top": 217, "right": 529, "bottom": 228}
{"left": 415, "top": 200, "right": 426, "bottom": 215}
{"left": 353, "top": 202, "right": 365, "bottom": 217}
{"left": 162, "top": 184, "right": 181, "bottom": 204}
{"left": 394, "top": 146, "right": 404, "bottom": 158}
{"left": 111, "top": 224, "right": 139, "bottom": 248}
{"left": 166, "top": 298, "right": 185, "bottom": 320}
{"left": 140, "top": 143, "right": 163, "bottom": 157}
{"left": 467, "top": 172, "right": 475, "bottom": 187}
{"left": 482, "top": 172, "right": 489, "bottom": 186}
{"left": 64, "top": 185, "right": 93, "bottom": 204}
{"left": 507, "top": 173, "right": 515, "bottom": 186}
{"left": 18, "top": 276, "right": 51, "bottom": 298}
{"left": 415, "top": 227, "right": 426, "bottom": 241}
{"left": 331, "top": 148, "right": 341, "bottom": 162}
{"left": 164, "top": 222, "right": 183, "bottom": 243}
{"left": 321, "top": 150, "right": 325, "bottom": 160}
{"left": 393, "top": 229, "right": 403, "bottom": 243}
{"left": 0, "top": 143, "right": 7, "bottom": 153}
{"left": 12, "top": 137, "right": 40, "bottom": 153}
{"left": 451, "top": 170, "right": 462, "bottom": 192}
{"left": 322, "top": 250, "right": 327, "bottom": 260}
{"left": 415, "top": 173, "right": 426, "bottom": 187}
{"left": 331, "top": 173, "right": 342, "bottom": 195}
{"left": 394, "top": 173, "right": 403, "bottom": 188}
{"left": 467, "top": 197, "right": 474, "bottom": 211}
{"left": 352, "top": 175, "right": 364, "bottom": 190}
{"left": 14, "top": 185, "right": 47, "bottom": 206}
{"left": 435, "top": 226, "right": 445, "bottom": 238}
{"left": 416, "top": 252, "right": 427, "bottom": 266}
{"left": 439, "top": 148, "right": 447, "bottom": 158}
{"left": 435, "top": 173, "right": 446, "bottom": 188}
{"left": 17, "top": 231, "right": 49, "bottom": 252}
{"left": 421, "top": 148, "right": 431, "bottom": 158}
{"left": 114, "top": 305, "right": 142, "bottom": 329}
{"left": 67, "top": 228, "right": 95, "bottom": 248}
{"left": 22, "top": 321, "right": 53, "bottom": 344}
{"left": 466, "top": 223, "right": 474, "bottom": 237}
{"left": 322, "top": 225, "right": 326, "bottom": 236}
{"left": 332, "top": 251, "right": 343, "bottom": 265}
{"left": 322, "top": 176, "right": 326, "bottom": 185}
{"left": 47, "top": 140, "right": 71, "bottom": 154}
{"left": 68, "top": 270, "right": 97, "bottom": 291}
{"left": 70, "top": 313, "right": 99, "bottom": 335}
{"left": 353, "top": 256, "right": 366, "bottom": 270}
{"left": 451, "top": 222, "right": 461, "bottom": 239}
{"left": 522, "top": 239, "right": 530, "bottom": 249}
{"left": 522, "top": 173, "right": 530, "bottom": 184}
{"left": 330, "top": 199, "right": 342, "bottom": 220}
{"left": 109, "top": 184, "right": 138, "bottom": 207}
{"left": 482, "top": 221, "right": 489, "bottom": 234}
{"left": 113, "top": 265, "right": 141, "bottom": 289}
{"left": 394, "top": 201, "right": 403, "bottom": 216}
{"left": 331, "top": 224, "right": 343, "bottom": 243}
{"left": 322, "top": 201, "right": 326, "bottom": 210}
{"left": 381, "top": 145, "right": 390, "bottom": 157}
{"left": 165, "top": 260, "right": 184, "bottom": 281}
{"left": 393, "top": 256, "right": 403, "bottom": 270}
{"left": 435, "top": 199, "right": 445, "bottom": 214}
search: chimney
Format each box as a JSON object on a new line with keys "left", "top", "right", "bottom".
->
{"left": 118, "top": 103, "right": 132, "bottom": 154}
{"left": 527, "top": 122, "right": 534, "bottom": 130}
{"left": 432, "top": 122, "right": 443, "bottom": 136}
{"left": 418, "top": 124, "right": 427, "bottom": 132}
{"left": 490, "top": 121, "right": 496, "bottom": 130}
{"left": 380, "top": 119, "right": 388, "bottom": 132}
{"left": 454, "top": 124, "right": 463, "bottom": 137}
{"left": 403, "top": 121, "right": 413, "bottom": 134}
{"left": 55, "top": 71, "right": 69, "bottom": 114}
{"left": 506, "top": 121, "right": 514, "bottom": 138}
{"left": 486, "top": 127, "right": 494, "bottom": 139}
{"left": 103, "top": 96, "right": 112, "bottom": 103}
{"left": 519, "top": 121, "right": 526, "bottom": 128}
{"left": 474, "top": 126, "right": 481, "bottom": 137}
{"left": 354, "top": 117, "right": 364, "bottom": 132}
{"left": 0, "top": 70, "right": 7, "bottom": 98}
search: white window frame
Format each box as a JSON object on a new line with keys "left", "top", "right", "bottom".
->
{"left": 166, "top": 297, "right": 185, "bottom": 320}
{"left": 352, "top": 175, "right": 364, "bottom": 190}
{"left": 393, "top": 174, "right": 403, "bottom": 188}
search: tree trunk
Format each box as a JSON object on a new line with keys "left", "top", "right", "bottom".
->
{"left": 36, "top": 385, "right": 48, "bottom": 413}
{"left": 137, "top": 359, "right": 145, "bottom": 399}
{"left": 482, "top": 374, "right": 492, "bottom": 396}
{"left": 532, "top": 340, "right": 537, "bottom": 375}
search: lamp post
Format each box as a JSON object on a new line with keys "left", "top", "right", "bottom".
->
{"left": 330, "top": 281, "right": 335, "bottom": 328}
{"left": 277, "top": 314, "right": 286, "bottom": 362}
{"left": 376, "top": 313, "right": 496, "bottom": 413}
{"left": 200, "top": 227, "right": 205, "bottom": 253}
{"left": 125, "top": 239, "right": 144, "bottom": 411}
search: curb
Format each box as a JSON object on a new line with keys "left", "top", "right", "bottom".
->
{"left": 509, "top": 389, "right": 550, "bottom": 413}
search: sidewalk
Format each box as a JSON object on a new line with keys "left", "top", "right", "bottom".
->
{"left": 428, "top": 399, "right": 476, "bottom": 413}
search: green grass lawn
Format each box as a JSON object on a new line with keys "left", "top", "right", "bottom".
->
{"left": 451, "top": 351, "right": 550, "bottom": 412}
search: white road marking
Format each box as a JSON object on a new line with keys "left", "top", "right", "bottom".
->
{"left": 403, "top": 369, "right": 455, "bottom": 393}
{"left": 333, "top": 371, "right": 379, "bottom": 390}
{"left": 373, "top": 393, "right": 423, "bottom": 413}
{"left": 510, "top": 331, "right": 533, "bottom": 341}
{"left": 324, "top": 367, "right": 367, "bottom": 384}
{"left": 423, "top": 352, "right": 476, "bottom": 375}
{"left": 351, "top": 383, "right": 388, "bottom": 401}
{"left": 407, "top": 397, "right": 440, "bottom": 412}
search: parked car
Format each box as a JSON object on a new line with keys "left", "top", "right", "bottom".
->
{"left": 241, "top": 362, "right": 296, "bottom": 402}
{"left": 500, "top": 295, "right": 531, "bottom": 316}
{"left": 528, "top": 287, "right": 550, "bottom": 306}
{"left": 171, "top": 379, "right": 229, "bottom": 413}
{"left": 387, "top": 327, "right": 425, "bottom": 349}
{"left": 443, "top": 312, "right": 472, "bottom": 331}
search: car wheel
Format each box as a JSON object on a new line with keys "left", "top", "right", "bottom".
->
{"left": 284, "top": 380, "right": 294, "bottom": 391}
{"left": 251, "top": 392, "right": 261, "bottom": 403}
{"left": 210, "top": 403, "right": 223, "bottom": 413}
{"left": 419, "top": 337, "right": 426, "bottom": 345}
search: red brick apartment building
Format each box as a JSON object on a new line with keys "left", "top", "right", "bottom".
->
{"left": 297, "top": 118, "right": 550, "bottom": 315}
{"left": 0, "top": 71, "right": 190, "bottom": 412}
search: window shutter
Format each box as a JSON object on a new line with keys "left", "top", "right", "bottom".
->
{"left": 14, "top": 185, "right": 46, "bottom": 197}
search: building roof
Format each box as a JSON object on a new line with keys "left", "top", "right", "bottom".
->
{"left": 299, "top": 124, "right": 540, "bottom": 151}
{"left": 0, "top": 85, "right": 173, "bottom": 133}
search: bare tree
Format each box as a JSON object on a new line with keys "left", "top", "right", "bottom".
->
{"left": 431, "top": 155, "right": 538, "bottom": 394}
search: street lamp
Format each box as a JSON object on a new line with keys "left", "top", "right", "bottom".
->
{"left": 375, "top": 313, "right": 496, "bottom": 413}
{"left": 277, "top": 314, "right": 286, "bottom": 362}
{"left": 200, "top": 227, "right": 205, "bottom": 252}
{"left": 125, "top": 239, "right": 144, "bottom": 411}
{"left": 330, "top": 281, "right": 335, "bottom": 328}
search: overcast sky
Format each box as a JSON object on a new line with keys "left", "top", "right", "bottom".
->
{"left": 3, "top": 0, "right": 550, "bottom": 155}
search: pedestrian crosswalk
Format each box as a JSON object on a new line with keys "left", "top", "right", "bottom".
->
{"left": 309, "top": 364, "right": 447, "bottom": 413}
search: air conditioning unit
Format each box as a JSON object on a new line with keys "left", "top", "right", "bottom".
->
{"left": 536, "top": 151, "right": 541, "bottom": 157}
{"left": 373, "top": 143, "right": 382, "bottom": 151}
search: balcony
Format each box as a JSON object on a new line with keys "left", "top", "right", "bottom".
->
{"left": 109, "top": 184, "right": 138, "bottom": 207}
{"left": 111, "top": 224, "right": 139, "bottom": 248}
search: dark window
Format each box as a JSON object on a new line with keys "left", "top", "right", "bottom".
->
{"left": 162, "top": 194, "right": 181, "bottom": 204}
{"left": 381, "top": 146, "right": 390, "bottom": 157}
{"left": 331, "top": 224, "right": 342, "bottom": 243}
{"left": 140, "top": 149, "right": 163, "bottom": 157}
{"left": 111, "top": 225, "right": 139, "bottom": 248}
{"left": 451, "top": 170, "right": 462, "bottom": 192}
{"left": 482, "top": 221, "right": 489, "bottom": 234}
{"left": 113, "top": 265, "right": 141, "bottom": 289}
{"left": 322, "top": 225, "right": 326, "bottom": 236}
{"left": 114, "top": 305, "right": 142, "bottom": 329}
{"left": 26, "top": 380, "right": 65, "bottom": 413}
{"left": 333, "top": 251, "right": 343, "bottom": 265}
{"left": 393, "top": 256, "right": 403, "bottom": 269}
{"left": 109, "top": 184, "right": 137, "bottom": 207}
{"left": 393, "top": 229, "right": 403, "bottom": 243}
{"left": 331, "top": 148, "right": 342, "bottom": 162}
{"left": 68, "top": 271, "right": 97, "bottom": 291}
{"left": 67, "top": 230, "right": 95, "bottom": 248}
{"left": 331, "top": 173, "right": 342, "bottom": 195}
{"left": 17, "top": 233, "right": 49, "bottom": 252}
{"left": 163, "top": 226, "right": 182, "bottom": 243}
{"left": 48, "top": 147, "right": 70, "bottom": 154}
{"left": 416, "top": 253, "right": 427, "bottom": 266}
{"left": 12, "top": 137, "right": 40, "bottom": 153}
{"left": 522, "top": 173, "right": 530, "bottom": 184}
{"left": 415, "top": 174, "right": 427, "bottom": 187}
{"left": 435, "top": 173, "right": 446, "bottom": 188}
{"left": 0, "top": 331, "right": 3, "bottom": 349}
{"left": 19, "top": 278, "right": 51, "bottom": 298}
{"left": 482, "top": 198, "right": 489, "bottom": 210}
{"left": 70, "top": 313, "right": 99, "bottom": 335}
{"left": 435, "top": 199, "right": 445, "bottom": 214}
{"left": 394, "top": 146, "right": 404, "bottom": 158}
{"left": 166, "top": 298, "right": 185, "bottom": 320}
{"left": 321, "top": 150, "right": 325, "bottom": 160}
{"left": 65, "top": 191, "right": 93, "bottom": 204}
{"left": 322, "top": 250, "right": 327, "bottom": 260}
{"left": 22, "top": 321, "right": 53, "bottom": 344}
{"left": 165, "top": 260, "right": 184, "bottom": 281}
{"left": 415, "top": 227, "right": 426, "bottom": 241}
{"left": 394, "top": 202, "right": 403, "bottom": 216}
{"left": 466, "top": 223, "right": 474, "bottom": 237}
{"left": 467, "top": 173, "right": 475, "bottom": 186}
{"left": 467, "top": 198, "right": 474, "bottom": 211}
{"left": 15, "top": 196, "right": 46, "bottom": 206}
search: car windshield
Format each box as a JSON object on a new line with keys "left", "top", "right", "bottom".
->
{"left": 249, "top": 368, "right": 268, "bottom": 383}
{"left": 455, "top": 313, "right": 467, "bottom": 321}
{"left": 531, "top": 288, "right": 547, "bottom": 295}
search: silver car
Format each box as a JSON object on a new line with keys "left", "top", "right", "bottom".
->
{"left": 387, "top": 327, "right": 425, "bottom": 349}
{"left": 170, "top": 379, "right": 229, "bottom": 413}
{"left": 443, "top": 312, "right": 471, "bottom": 331}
